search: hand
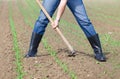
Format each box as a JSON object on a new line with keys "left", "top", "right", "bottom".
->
{"left": 51, "top": 20, "right": 59, "bottom": 29}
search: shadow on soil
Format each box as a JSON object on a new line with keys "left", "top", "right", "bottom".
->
{"left": 57, "top": 48, "right": 110, "bottom": 59}
{"left": 36, "top": 48, "right": 110, "bottom": 60}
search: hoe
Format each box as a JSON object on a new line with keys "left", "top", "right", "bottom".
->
{"left": 36, "top": 0, "right": 75, "bottom": 56}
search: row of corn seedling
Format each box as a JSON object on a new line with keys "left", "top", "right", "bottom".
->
{"left": 8, "top": 1, "right": 24, "bottom": 79}
{"left": 86, "top": 5, "right": 120, "bottom": 27}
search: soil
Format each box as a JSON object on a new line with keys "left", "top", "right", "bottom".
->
{"left": 0, "top": 0, "right": 120, "bottom": 79}
{"left": 0, "top": 0, "right": 16, "bottom": 79}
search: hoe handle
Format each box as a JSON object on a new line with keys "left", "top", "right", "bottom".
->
{"left": 36, "top": 0, "right": 74, "bottom": 52}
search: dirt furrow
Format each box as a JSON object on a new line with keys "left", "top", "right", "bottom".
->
{"left": 11, "top": 0, "right": 70, "bottom": 79}
{"left": 0, "top": 0, "right": 16, "bottom": 79}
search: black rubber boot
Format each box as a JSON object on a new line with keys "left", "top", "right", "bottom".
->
{"left": 87, "top": 34, "right": 106, "bottom": 62}
{"left": 25, "top": 32, "right": 43, "bottom": 58}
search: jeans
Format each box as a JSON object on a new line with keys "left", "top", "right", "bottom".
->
{"left": 33, "top": 0, "right": 96, "bottom": 37}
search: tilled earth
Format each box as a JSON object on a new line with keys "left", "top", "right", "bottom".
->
{"left": 0, "top": 0, "right": 120, "bottom": 79}
{"left": 0, "top": 0, "right": 16, "bottom": 79}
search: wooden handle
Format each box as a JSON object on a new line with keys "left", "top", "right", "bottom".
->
{"left": 36, "top": 0, "right": 74, "bottom": 52}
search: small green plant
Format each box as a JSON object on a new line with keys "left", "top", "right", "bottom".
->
{"left": 9, "top": 1, "right": 24, "bottom": 79}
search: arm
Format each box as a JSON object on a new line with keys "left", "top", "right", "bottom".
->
{"left": 56, "top": 0, "right": 67, "bottom": 21}
{"left": 52, "top": 0, "right": 68, "bottom": 29}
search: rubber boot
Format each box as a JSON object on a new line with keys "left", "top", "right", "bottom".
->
{"left": 25, "top": 32, "right": 43, "bottom": 58}
{"left": 87, "top": 34, "right": 106, "bottom": 62}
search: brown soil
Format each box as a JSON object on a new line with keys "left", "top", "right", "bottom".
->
{"left": 0, "top": 0, "right": 120, "bottom": 79}
{"left": 0, "top": 0, "right": 16, "bottom": 79}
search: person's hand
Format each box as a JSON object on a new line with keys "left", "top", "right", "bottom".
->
{"left": 51, "top": 20, "right": 59, "bottom": 29}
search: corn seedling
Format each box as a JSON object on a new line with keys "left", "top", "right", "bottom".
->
{"left": 9, "top": 1, "right": 24, "bottom": 79}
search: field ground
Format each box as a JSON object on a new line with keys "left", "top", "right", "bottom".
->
{"left": 0, "top": 0, "right": 120, "bottom": 79}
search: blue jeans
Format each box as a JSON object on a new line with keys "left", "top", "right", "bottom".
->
{"left": 33, "top": 0, "right": 96, "bottom": 37}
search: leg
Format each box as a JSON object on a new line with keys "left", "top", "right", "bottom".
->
{"left": 67, "top": 0, "right": 106, "bottom": 61}
{"left": 67, "top": 0, "right": 96, "bottom": 37}
{"left": 33, "top": 0, "right": 60, "bottom": 35}
{"left": 25, "top": 0, "right": 60, "bottom": 58}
